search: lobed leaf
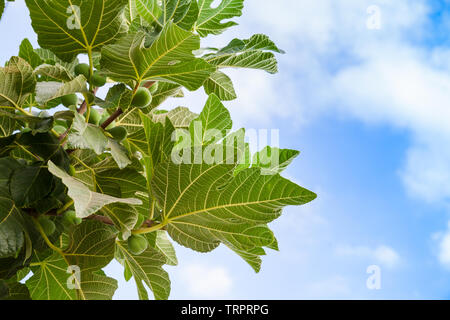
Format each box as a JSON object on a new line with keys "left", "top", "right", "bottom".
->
{"left": 101, "top": 22, "right": 216, "bottom": 90}
{"left": 203, "top": 71, "right": 236, "bottom": 101}
{"left": 116, "top": 240, "right": 171, "bottom": 300}
{"left": 204, "top": 34, "right": 284, "bottom": 74}
{"left": 25, "top": 0, "right": 129, "bottom": 62}
{"left": 195, "top": 0, "right": 244, "bottom": 37}
{"left": 0, "top": 56, "right": 36, "bottom": 107}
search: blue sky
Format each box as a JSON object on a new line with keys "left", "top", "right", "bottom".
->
{"left": 3, "top": 0, "right": 450, "bottom": 299}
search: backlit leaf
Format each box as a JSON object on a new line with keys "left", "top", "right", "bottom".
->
{"left": 25, "top": 0, "right": 129, "bottom": 62}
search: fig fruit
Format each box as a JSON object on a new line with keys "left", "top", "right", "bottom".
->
{"left": 91, "top": 72, "right": 106, "bottom": 87}
{"left": 74, "top": 63, "right": 90, "bottom": 78}
{"left": 63, "top": 210, "right": 82, "bottom": 226}
{"left": 131, "top": 87, "right": 152, "bottom": 108}
{"left": 86, "top": 108, "right": 101, "bottom": 125}
{"left": 38, "top": 217, "right": 56, "bottom": 236}
{"left": 107, "top": 126, "right": 127, "bottom": 142}
{"left": 127, "top": 234, "right": 148, "bottom": 255}
{"left": 61, "top": 94, "right": 78, "bottom": 107}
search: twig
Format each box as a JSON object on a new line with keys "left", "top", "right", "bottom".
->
{"left": 100, "top": 108, "right": 123, "bottom": 129}
{"left": 59, "top": 88, "right": 99, "bottom": 142}
{"left": 85, "top": 214, "right": 115, "bottom": 225}
{"left": 78, "top": 87, "right": 98, "bottom": 115}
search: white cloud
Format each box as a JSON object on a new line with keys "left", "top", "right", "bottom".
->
{"left": 336, "top": 244, "right": 401, "bottom": 269}
{"left": 305, "top": 276, "right": 352, "bottom": 299}
{"left": 163, "top": 69, "right": 296, "bottom": 129}
{"left": 433, "top": 222, "right": 450, "bottom": 269}
{"left": 177, "top": 263, "right": 233, "bottom": 299}
{"left": 373, "top": 246, "right": 401, "bottom": 268}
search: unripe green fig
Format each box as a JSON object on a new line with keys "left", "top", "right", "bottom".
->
{"left": 74, "top": 63, "right": 90, "bottom": 78}
{"left": 53, "top": 125, "right": 66, "bottom": 135}
{"left": 100, "top": 113, "right": 108, "bottom": 123}
{"left": 127, "top": 234, "right": 148, "bottom": 255}
{"left": 62, "top": 210, "right": 82, "bottom": 226}
{"left": 61, "top": 94, "right": 78, "bottom": 107}
{"left": 86, "top": 108, "right": 101, "bottom": 125}
{"left": 91, "top": 72, "right": 106, "bottom": 87}
{"left": 63, "top": 210, "right": 76, "bottom": 221}
{"left": 38, "top": 217, "right": 56, "bottom": 236}
{"left": 107, "top": 126, "right": 127, "bottom": 142}
{"left": 73, "top": 217, "right": 83, "bottom": 225}
{"left": 68, "top": 165, "right": 76, "bottom": 176}
{"left": 131, "top": 87, "right": 152, "bottom": 108}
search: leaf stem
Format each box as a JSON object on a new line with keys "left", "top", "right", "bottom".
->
{"left": 85, "top": 103, "right": 91, "bottom": 123}
{"left": 78, "top": 88, "right": 98, "bottom": 115}
{"left": 56, "top": 200, "right": 74, "bottom": 215}
{"left": 132, "top": 221, "right": 167, "bottom": 235}
{"left": 87, "top": 47, "right": 94, "bottom": 91}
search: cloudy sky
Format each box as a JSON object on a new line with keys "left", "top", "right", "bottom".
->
{"left": 3, "top": 0, "right": 450, "bottom": 299}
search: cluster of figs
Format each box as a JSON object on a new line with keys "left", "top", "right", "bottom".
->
{"left": 38, "top": 212, "right": 149, "bottom": 255}
{"left": 51, "top": 64, "right": 156, "bottom": 255}
{"left": 58, "top": 63, "right": 155, "bottom": 143}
